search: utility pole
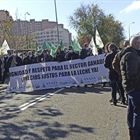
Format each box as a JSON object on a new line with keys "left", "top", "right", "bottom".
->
{"left": 25, "top": 12, "right": 30, "bottom": 49}
{"left": 54, "top": 0, "right": 60, "bottom": 45}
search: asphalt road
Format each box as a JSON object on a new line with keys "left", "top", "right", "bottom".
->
{"left": 0, "top": 84, "right": 129, "bottom": 140}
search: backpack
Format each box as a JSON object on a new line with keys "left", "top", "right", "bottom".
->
{"left": 112, "top": 51, "right": 121, "bottom": 76}
{"left": 112, "top": 48, "right": 133, "bottom": 78}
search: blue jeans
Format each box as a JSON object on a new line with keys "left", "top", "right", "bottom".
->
{"left": 117, "top": 80, "right": 125, "bottom": 103}
{"left": 110, "top": 80, "right": 125, "bottom": 103}
{"left": 127, "top": 89, "right": 140, "bottom": 140}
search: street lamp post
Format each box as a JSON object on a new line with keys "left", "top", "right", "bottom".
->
{"left": 54, "top": 0, "right": 60, "bottom": 45}
{"left": 129, "top": 22, "right": 135, "bottom": 40}
{"left": 24, "top": 12, "right": 30, "bottom": 49}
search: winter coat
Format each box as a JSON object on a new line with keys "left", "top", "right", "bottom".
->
{"left": 120, "top": 47, "right": 140, "bottom": 92}
{"left": 8, "top": 55, "right": 22, "bottom": 68}
{"left": 104, "top": 50, "right": 119, "bottom": 80}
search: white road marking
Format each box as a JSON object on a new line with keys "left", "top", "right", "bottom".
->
{"left": 19, "top": 94, "right": 49, "bottom": 108}
{"left": 18, "top": 88, "right": 64, "bottom": 111}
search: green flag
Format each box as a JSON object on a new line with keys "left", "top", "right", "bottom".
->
{"left": 59, "top": 40, "right": 64, "bottom": 51}
{"left": 42, "top": 42, "right": 53, "bottom": 56}
{"left": 47, "top": 42, "right": 57, "bottom": 56}
{"left": 42, "top": 42, "right": 51, "bottom": 50}
{"left": 71, "top": 40, "right": 81, "bottom": 54}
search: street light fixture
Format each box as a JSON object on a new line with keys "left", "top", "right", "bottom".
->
{"left": 24, "top": 12, "right": 30, "bottom": 20}
{"left": 129, "top": 22, "right": 135, "bottom": 40}
{"left": 54, "top": 0, "right": 60, "bottom": 45}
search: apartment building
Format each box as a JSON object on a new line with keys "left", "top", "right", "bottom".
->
{"left": 10, "top": 19, "right": 71, "bottom": 47}
{"left": 34, "top": 26, "right": 71, "bottom": 47}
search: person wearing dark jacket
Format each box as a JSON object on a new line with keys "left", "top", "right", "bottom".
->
{"left": 23, "top": 51, "right": 37, "bottom": 65}
{"left": 120, "top": 35, "right": 140, "bottom": 140}
{"left": 1, "top": 55, "right": 9, "bottom": 84}
{"left": 66, "top": 46, "right": 79, "bottom": 60}
{"left": 54, "top": 48, "right": 65, "bottom": 62}
{"left": 36, "top": 49, "right": 43, "bottom": 63}
{"left": 104, "top": 43, "right": 125, "bottom": 106}
{"left": 80, "top": 43, "right": 91, "bottom": 59}
{"left": 7, "top": 50, "right": 22, "bottom": 68}
{"left": 2, "top": 50, "right": 22, "bottom": 83}
{"left": 80, "top": 43, "right": 93, "bottom": 87}
{"left": 41, "top": 49, "right": 53, "bottom": 62}
{"left": 101, "top": 43, "right": 111, "bottom": 88}
{"left": 112, "top": 40, "right": 129, "bottom": 79}
{"left": 112, "top": 40, "right": 130, "bottom": 104}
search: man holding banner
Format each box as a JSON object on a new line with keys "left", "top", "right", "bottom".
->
{"left": 80, "top": 43, "right": 92, "bottom": 59}
{"left": 41, "top": 49, "right": 53, "bottom": 62}
{"left": 66, "top": 46, "right": 79, "bottom": 61}
{"left": 54, "top": 47, "right": 65, "bottom": 62}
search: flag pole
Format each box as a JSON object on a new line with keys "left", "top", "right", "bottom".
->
{"left": 54, "top": 0, "right": 60, "bottom": 45}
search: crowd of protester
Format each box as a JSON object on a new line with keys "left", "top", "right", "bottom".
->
{"left": 0, "top": 44, "right": 103, "bottom": 84}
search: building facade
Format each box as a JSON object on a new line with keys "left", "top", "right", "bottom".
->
{"left": 33, "top": 26, "right": 71, "bottom": 47}
{"left": 11, "top": 19, "right": 71, "bottom": 47}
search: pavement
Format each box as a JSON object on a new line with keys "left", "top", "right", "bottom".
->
{"left": 0, "top": 84, "right": 129, "bottom": 140}
{"left": 0, "top": 84, "right": 8, "bottom": 90}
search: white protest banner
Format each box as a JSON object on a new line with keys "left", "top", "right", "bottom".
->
{"left": 6, "top": 54, "right": 109, "bottom": 93}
